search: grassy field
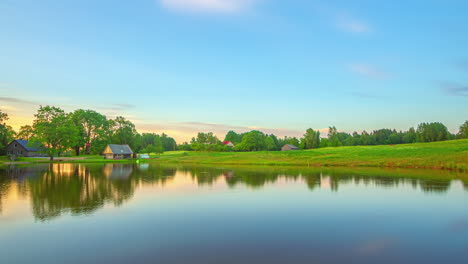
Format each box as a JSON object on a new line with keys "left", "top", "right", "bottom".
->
{"left": 1, "top": 139, "right": 467, "bottom": 171}
{"left": 154, "top": 139, "right": 468, "bottom": 171}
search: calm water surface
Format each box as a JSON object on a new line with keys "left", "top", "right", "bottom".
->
{"left": 0, "top": 163, "right": 467, "bottom": 264}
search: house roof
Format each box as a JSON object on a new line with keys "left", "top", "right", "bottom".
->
{"left": 222, "top": 141, "right": 232, "bottom": 145}
{"left": 284, "top": 144, "right": 298, "bottom": 148}
{"left": 107, "top": 144, "right": 133, "bottom": 155}
{"left": 14, "top": 139, "right": 42, "bottom": 152}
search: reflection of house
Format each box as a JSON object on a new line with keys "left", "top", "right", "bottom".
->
{"left": 281, "top": 144, "right": 299, "bottom": 151}
{"left": 103, "top": 164, "right": 133, "bottom": 180}
{"left": 102, "top": 144, "right": 134, "bottom": 159}
{"left": 222, "top": 141, "right": 235, "bottom": 147}
{"left": 7, "top": 140, "right": 46, "bottom": 157}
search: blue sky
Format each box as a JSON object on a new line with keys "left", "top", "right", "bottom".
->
{"left": 1, "top": 0, "right": 467, "bottom": 141}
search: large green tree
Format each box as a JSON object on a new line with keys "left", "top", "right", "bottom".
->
{"left": 31, "top": 106, "right": 80, "bottom": 160}
{"left": 109, "top": 116, "right": 138, "bottom": 148}
{"left": 17, "top": 125, "right": 34, "bottom": 140}
{"left": 72, "top": 109, "right": 109, "bottom": 155}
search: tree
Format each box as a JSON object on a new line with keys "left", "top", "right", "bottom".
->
{"left": 224, "top": 131, "right": 242, "bottom": 144}
{"left": 302, "top": 128, "right": 321, "bottom": 149}
{"left": 161, "top": 133, "right": 177, "bottom": 151}
{"left": 265, "top": 136, "right": 277, "bottom": 151}
{"left": 0, "top": 110, "right": 15, "bottom": 155}
{"left": 109, "top": 116, "right": 138, "bottom": 148}
{"left": 72, "top": 109, "right": 109, "bottom": 155}
{"left": 17, "top": 125, "right": 34, "bottom": 140}
{"left": 235, "top": 130, "right": 266, "bottom": 151}
{"left": 31, "top": 106, "right": 80, "bottom": 160}
{"left": 457, "top": 120, "right": 468, "bottom": 139}
{"left": 402, "top": 127, "right": 417, "bottom": 143}
{"left": 416, "top": 122, "right": 450, "bottom": 142}
{"left": 154, "top": 135, "right": 164, "bottom": 154}
{"left": 327, "top": 126, "right": 342, "bottom": 147}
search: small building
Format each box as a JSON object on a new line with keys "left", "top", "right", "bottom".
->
{"left": 7, "top": 139, "right": 46, "bottom": 157}
{"left": 222, "top": 141, "right": 235, "bottom": 147}
{"left": 102, "top": 144, "right": 134, "bottom": 159}
{"left": 281, "top": 144, "right": 299, "bottom": 151}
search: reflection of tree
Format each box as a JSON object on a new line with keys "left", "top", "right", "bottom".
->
{"left": 174, "top": 165, "right": 459, "bottom": 194}
{"left": 1, "top": 163, "right": 465, "bottom": 220}
{"left": 8, "top": 163, "right": 176, "bottom": 221}
{"left": 418, "top": 180, "right": 451, "bottom": 193}
{"left": 0, "top": 170, "right": 8, "bottom": 214}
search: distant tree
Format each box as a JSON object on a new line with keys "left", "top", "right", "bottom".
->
{"left": 178, "top": 142, "right": 192, "bottom": 151}
{"left": 265, "top": 136, "right": 277, "bottom": 151}
{"left": 161, "top": 133, "right": 177, "bottom": 151}
{"left": 224, "top": 131, "right": 242, "bottom": 144}
{"left": 328, "top": 126, "right": 342, "bottom": 147}
{"left": 402, "top": 127, "right": 417, "bottom": 143}
{"left": 154, "top": 135, "right": 164, "bottom": 154}
{"left": 457, "top": 120, "right": 468, "bottom": 139}
{"left": 31, "top": 106, "right": 80, "bottom": 160}
{"left": 236, "top": 130, "right": 266, "bottom": 151}
{"left": 416, "top": 122, "right": 450, "bottom": 142}
{"left": 319, "top": 138, "right": 329, "bottom": 148}
{"left": 302, "top": 128, "right": 321, "bottom": 149}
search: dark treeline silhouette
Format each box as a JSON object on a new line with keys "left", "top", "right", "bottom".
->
{"left": 1, "top": 164, "right": 465, "bottom": 220}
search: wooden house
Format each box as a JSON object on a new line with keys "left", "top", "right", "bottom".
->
{"left": 102, "top": 144, "right": 134, "bottom": 159}
{"left": 281, "top": 144, "right": 299, "bottom": 151}
{"left": 7, "top": 140, "right": 46, "bottom": 157}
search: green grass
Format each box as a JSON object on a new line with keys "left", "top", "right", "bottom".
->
{"left": 1, "top": 139, "right": 467, "bottom": 171}
{"left": 152, "top": 139, "right": 468, "bottom": 171}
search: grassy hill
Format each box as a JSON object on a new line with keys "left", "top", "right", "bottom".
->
{"left": 155, "top": 139, "right": 468, "bottom": 171}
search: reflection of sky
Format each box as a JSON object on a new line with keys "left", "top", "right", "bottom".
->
{"left": 0, "top": 169, "right": 467, "bottom": 263}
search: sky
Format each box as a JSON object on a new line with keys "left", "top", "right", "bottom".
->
{"left": 1, "top": 0, "right": 467, "bottom": 142}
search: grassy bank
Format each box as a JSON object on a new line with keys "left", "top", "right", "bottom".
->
{"left": 155, "top": 139, "right": 468, "bottom": 171}
{"left": 1, "top": 139, "right": 467, "bottom": 171}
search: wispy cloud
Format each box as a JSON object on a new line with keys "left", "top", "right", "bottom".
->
{"left": 439, "top": 82, "right": 468, "bottom": 97}
{"left": 159, "top": 0, "right": 256, "bottom": 14}
{"left": 336, "top": 15, "right": 372, "bottom": 34}
{"left": 0, "top": 96, "right": 37, "bottom": 105}
{"left": 349, "top": 64, "right": 390, "bottom": 80}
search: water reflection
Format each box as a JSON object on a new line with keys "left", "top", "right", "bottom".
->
{"left": 0, "top": 163, "right": 466, "bottom": 220}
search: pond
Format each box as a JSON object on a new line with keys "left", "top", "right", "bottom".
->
{"left": 0, "top": 163, "right": 467, "bottom": 264}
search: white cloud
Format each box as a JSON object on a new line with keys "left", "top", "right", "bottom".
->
{"left": 159, "top": 0, "right": 256, "bottom": 14}
{"left": 349, "top": 63, "right": 389, "bottom": 80}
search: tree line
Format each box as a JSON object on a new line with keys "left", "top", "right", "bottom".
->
{"left": 179, "top": 121, "right": 468, "bottom": 152}
{"left": 1, "top": 106, "right": 467, "bottom": 157}
{"left": 0, "top": 106, "right": 176, "bottom": 159}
